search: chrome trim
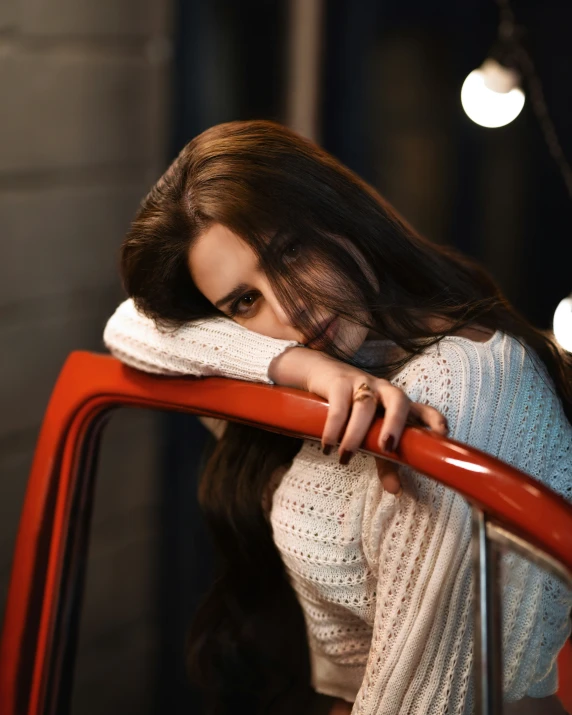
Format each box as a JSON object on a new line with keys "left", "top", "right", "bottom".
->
{"left": 486, "top": 522, "right": 572, "bottom": 589}
{"left": 472, "top": 507, "right": 503, "bottom": 715}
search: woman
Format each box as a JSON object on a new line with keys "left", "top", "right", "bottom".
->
{"left": 104, "top": 120, "right": 572, "bottom": 715}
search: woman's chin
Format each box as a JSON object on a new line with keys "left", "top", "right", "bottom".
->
{"left": 302, "top": 317, "right": 369, "bottom": 357}
{"left": 335, "top": 320, "right": 369, "bottom": 357}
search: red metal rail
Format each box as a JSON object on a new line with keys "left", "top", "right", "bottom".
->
{"left": 1, "top": 351, "right": 571, "bottom": 714}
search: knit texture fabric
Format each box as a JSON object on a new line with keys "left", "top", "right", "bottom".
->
{"left": 103, "top": 304, "right": 572, "bottom": 713}
{"left": 103, "top": 299, "right": 300, "bottom": 383}
{"left": 269, "top": 333, "right": 572, "bottom": 713}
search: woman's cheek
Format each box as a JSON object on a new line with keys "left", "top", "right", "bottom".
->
{"left": 236, "top": 311, "right": 304, "bottom": 342}
{"left": 337, "top": 320, "right": 369, "bottom": 356}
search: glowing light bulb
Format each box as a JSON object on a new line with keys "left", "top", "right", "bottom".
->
{"left": 461, "top": 59, "right": 525, "bottom": 128}
{"left": 553, "top": 295, "right": 572, "bottom": 353}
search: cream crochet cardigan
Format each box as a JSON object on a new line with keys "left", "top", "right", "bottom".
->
{"left": 104, "top": 299, "right": 572, "bottom": 714}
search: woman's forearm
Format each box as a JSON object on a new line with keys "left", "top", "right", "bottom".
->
{"left": 268, "top": 345, "right": 332, "bottom": 390}
{"left": 105, "top": 300, "right": 448, "bottom": 465}
{"left": 103, "top": 299, "right": 300, "bottom": 383}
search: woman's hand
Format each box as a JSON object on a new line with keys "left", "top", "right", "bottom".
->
{"left": 327, "top": 698, "right": 353, "bottom": 715}
{"left": 269, "top": 347, "right": 448, "bottom": 494}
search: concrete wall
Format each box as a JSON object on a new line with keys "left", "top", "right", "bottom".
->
{"left": 0, "top": 1, "right": 173, "bottom": 711}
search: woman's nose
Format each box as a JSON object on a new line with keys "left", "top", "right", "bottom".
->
{"left": 264, "top": 283, "right": 307, "bottom": 329}
{"left": 270, "top": 296, "right": 295, "bottom": 327}
{"left": 274, "top": 305, "right": 290, "bottom": 326}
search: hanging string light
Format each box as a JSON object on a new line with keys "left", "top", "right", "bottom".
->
{"left": 461, "top": 0, "right": 572, "bottom": 351}
{"left": 461, "top": 1, "right": 525, "bottom": 128}
{"left": 461, "top": 59, "right": 524, "bottom": 128}
{"left": 461, "top": 0, "right": 572, "bottom": 200}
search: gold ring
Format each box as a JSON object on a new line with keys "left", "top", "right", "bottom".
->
{"left": 353, "top": 383, "right": 375, "bottom": 403}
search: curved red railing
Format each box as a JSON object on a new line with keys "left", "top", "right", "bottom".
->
{"left": 0, "top": 351, "right": 571, "bottom": 715}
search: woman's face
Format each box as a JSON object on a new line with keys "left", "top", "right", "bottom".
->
{"left": 188, "top": 223, "right": 369, "bottom": 354}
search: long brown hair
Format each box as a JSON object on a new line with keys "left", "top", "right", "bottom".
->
{"left": 120, "top": 120, "right": 572, "bottom": 713}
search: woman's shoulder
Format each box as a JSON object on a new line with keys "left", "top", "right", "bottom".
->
{"left": 362, "top": 330, "right": 564, "bottom": 434}
{"left": 394, "top": 331, "right": 561, "bottom": 434}
{"left": 360, "top": 329, "right": 521, "bottom": 377}
{"left": 400, "top": 329, "right": 533, "bottom": 382}
{"left": 428, "top": 330, "right": 557, "bottom": 404}
{"left": 392, "top": 329, "right": 511, "bottom": 389}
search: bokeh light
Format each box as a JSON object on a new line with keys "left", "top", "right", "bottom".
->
{"left": 461, "top": 60, "right": 525, "bottom": 128}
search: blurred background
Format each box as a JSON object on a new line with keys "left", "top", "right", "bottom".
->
{"left": 0, "top": 0, "right": 571, "bottom": 713}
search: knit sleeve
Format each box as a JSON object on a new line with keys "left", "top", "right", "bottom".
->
{"left": 103, "top": 298, "right": 301, "bottom": 384}
{"left": 355, "top": 335, "right": 572, "bottom": 714}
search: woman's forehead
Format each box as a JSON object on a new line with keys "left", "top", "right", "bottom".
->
{"left": 188, "top": 223, "right": 259, "bottom": 304}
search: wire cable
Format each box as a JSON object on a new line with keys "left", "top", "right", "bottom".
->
{"left": 494, "top": 0, "right": 572, "bottom": 199}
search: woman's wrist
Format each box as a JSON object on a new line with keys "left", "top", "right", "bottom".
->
{"left": 268, "top": 345, "right": 378, "bottom": 397}
{"left": 268, "top": 346, "right": 331, "bottom": 391}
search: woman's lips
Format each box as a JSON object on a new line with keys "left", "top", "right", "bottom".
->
{"left": 306, "top": 317, "right": 339, "bottom": 350}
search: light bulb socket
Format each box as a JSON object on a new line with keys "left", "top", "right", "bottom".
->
{"left": 480, "top": 58, "right": 521, "bottom": 94}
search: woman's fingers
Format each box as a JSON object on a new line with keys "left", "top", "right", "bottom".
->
{"left": 376, "top": 384, "right": 411, "bottom": 451}
{"left": 321, "top": 379, "right": 450, "bottom": 466}
{"left": 337, "top": 384, "right": 378, "bottom": 461}
{"left": 321, "top": 380, "right": 353, "bottom": 453}
{"left": 409, "top": 402, "right": 449, "bottom": 435}
{"left": 375, "top": 457, "right": 402, "bottom": 495}
{"left": 327, "top": 698, "right": 353, "bottom": 715}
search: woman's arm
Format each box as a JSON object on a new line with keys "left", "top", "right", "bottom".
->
{"left": 104, "top": 300, "right": 448, "bottom": 486}
{"left": 103, "top": 298, "right": 301, "bottom": 383}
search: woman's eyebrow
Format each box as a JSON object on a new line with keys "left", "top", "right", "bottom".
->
{"left": 215, "top": 283, "right": 249, "bottom": 309}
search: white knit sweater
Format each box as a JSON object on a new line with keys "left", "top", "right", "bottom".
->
{"left": 104, "top": 299, "right": 572, "bottom": 714}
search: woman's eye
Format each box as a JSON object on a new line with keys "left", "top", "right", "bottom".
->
{"left": 229, "top": 292, "right": 260, "bottom": 317}
{"left": 282, "top": 241, "right": 302, "bottom": 264}
{"left": 240, "top": 294, "right": 256, "bottom": 307}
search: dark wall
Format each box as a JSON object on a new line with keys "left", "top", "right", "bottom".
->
{"left": 321, "top": 0, "right": 572, "bottom": 327}
{"left": 0, "top": 3, "right": 172, "bottom": 714}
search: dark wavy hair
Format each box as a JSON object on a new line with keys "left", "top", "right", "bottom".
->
{"left": 120, "top": 120, "right": 572, "bottom": 714}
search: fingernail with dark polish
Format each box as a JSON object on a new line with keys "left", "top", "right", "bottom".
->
{"left": 384, "top": 435, "right": 395, "bottom": 453}
{"left": 339, "top": 450, "right": 353, "bottom": 466}
{"left": 322, "top": 444, "right": 333, "bottom": 456}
